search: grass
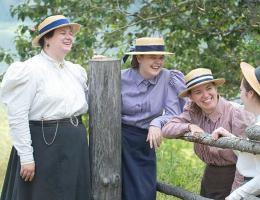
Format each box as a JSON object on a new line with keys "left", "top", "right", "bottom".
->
{"left": 157, "top": 140, "right": 204, "bottom": 199}
{"left": 0, "top": 102, "right": 204, "bottom": 199}
{"left": 0, "top": 102, "right": 11, "bottom": 192}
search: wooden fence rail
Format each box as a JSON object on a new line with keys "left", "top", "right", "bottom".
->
{"left": 181, "top": 131, "right": 260, "bottom": 154}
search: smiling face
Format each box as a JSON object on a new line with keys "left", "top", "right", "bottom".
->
{"left": 136, "top": 54, "right": 165, "bottom": 79}
{"left": 44, "top": 26, "right": 74, "bottom": 58}
{"left": 189, "top": 82, "right": 219, "bottom": 114}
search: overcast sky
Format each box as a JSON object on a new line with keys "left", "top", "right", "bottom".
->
{"left": 0, "top": 0, "right": 24, "bottom": 74}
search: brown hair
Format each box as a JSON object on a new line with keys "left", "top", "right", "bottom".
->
{"left": 242, "top": 77, "right": 260, "bottom": 102}
{"left": 39, "top": 30, "right": 55, "bottom": 49}
{"left": 131, "top": 55, "right": 139, "bottom": 68}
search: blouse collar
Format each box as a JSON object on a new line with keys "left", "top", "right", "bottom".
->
{"left": 132, "top": 68, "right": 159, "bottom": 86}
{"left": 41, "top": 50, "right": 65, "bottom": 68}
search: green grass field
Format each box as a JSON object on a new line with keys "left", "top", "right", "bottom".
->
{"left": 0, "top": 102, "right": 11, "bottom": 192}
{"left": 0, "top": 103, "right": 204, "bottom": 199}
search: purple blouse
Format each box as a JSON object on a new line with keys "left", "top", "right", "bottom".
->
{"left": 121, "top": 68, "right": 186, "bottom": 129}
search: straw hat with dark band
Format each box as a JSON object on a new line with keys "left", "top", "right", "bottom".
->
{"left": 123, "top": 37, "right": 173, "bottom": 63}
{"left": 32, "top": 15, "right": 80, "bottom": 47}
{"left": 179, "top": 68, "right": 225, "bottom": 98}
{"left": 241, "top": 62, "right": 260, "bottom": 96}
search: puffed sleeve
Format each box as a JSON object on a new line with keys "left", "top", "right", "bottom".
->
{"left": 1, "top": 61, "right": 37, "bottom": 165}
{"left": 150, "top": 70, "right": 187, "bottom": 128}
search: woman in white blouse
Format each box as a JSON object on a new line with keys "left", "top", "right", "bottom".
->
{"left": 0, "top": 15, "right": 91, "bottom": 200}
{"left": 212, "top": 62, "right": 260, "bottom": 199}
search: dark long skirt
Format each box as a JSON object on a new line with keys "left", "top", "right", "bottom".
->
{"left": 200, "top": 164, "right": 236, "bottom": 200}
{"left": 0, "top": 119, "right": 91, "bottom": 200}
{"left": 122, "top": 124, "right": 156, "bottom": 200}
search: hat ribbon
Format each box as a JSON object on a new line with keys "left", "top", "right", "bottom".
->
{"left": 186, "top": 74, "right": 213, "bottom": 88}
{"left": 122, "top": 46, "right": 135, "bottom": 63}
{"left": 122, "top": 45, "right": 165, "bottom": 63}
{"left": 255, "top": 67, "right": 260, "bottom": 83}
{"left": 39, "top": 18, "right": 69, "bottom": 34}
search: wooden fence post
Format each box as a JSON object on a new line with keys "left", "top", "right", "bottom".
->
{"left": 88, "top": 58, "right": 121, "bottom": 200}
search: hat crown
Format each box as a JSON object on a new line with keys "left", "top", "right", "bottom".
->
{"left": 241, "top": 62, "right": 260, "bottom": 96}
{"left": 135, "top": 37, "right": 165, "bottom": 46}
{"left": 185, "top": 68, "right": 212, "bottom": 83}
{"left": 38, "top": 15, "right": 67, "bottom": 31}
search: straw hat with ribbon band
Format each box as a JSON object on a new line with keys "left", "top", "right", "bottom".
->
{"left": 241, "top": 62, "right": 260, "bottom": 96}
{"left": 179, "top": 68, "right": 225, "bottom": 98}
{"left": 123, "top": 37, "right": 174, "bottom": 63}
{"left": 32, "top": 15, "right": 80, "bottom": 47}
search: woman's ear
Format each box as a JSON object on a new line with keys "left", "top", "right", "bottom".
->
{"left": 247, "top": 90, "right": 254, "bottom": 98}
{"left": 136, "top": 55, "right": 142, "bottom": 63}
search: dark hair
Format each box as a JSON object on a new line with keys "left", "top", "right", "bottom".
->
{"left": 39, "top": 30, "right": 55, "bottom": 49}
{"left": 131, "top": 55, "right": 139, "bottom": 68}
{"left": 242, "top": 77, "right": 260, "bottom": 102}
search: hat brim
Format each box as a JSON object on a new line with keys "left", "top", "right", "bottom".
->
{"left": 179, "top": 78, "right": 225, "bottom": 98}
{"left": 32, "top": 23, "right": 80, "bottom": 47}
{"left": 241, "top": 62, "right": 260, "bottom": 96}
{"left": 125, "top": 51, "right": 174, "bottom": 55}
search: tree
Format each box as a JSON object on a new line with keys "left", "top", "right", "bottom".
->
{"left": 1, "top": 0, "right": 260, "bottom": 97}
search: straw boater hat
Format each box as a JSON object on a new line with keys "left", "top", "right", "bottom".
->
{"left": 241, "top": 62, "right": 260, "bottom": 96}
{"left": 125, "top": 37, "right": 174, "bottom": 55}
{"left": 32, "top": 15, "right": 80, "bottom": 47}
{"left": 179, "top": 68, "right": 225, "bottom": 98}
{"left": 123, "top": 37, "right": 174, "bottom": 63}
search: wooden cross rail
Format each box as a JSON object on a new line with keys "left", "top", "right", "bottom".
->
{"left": 180, "top": 132, "right": 260, "bottom": 154}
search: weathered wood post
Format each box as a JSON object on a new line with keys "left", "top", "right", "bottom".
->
{"left": 88, "top": 58, "right": 121, "bottom": 200}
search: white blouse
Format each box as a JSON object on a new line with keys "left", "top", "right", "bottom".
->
{"left": 227, "top": 116, "right": 260, "bottom": 199}
{"left": 0, "top": 50, "right": 88, "bottom": 165}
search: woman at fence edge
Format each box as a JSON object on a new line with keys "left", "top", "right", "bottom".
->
{"left": 0, "top": 15, "right": 91, "bottom": 200}
{"left": 121, "top": 37, "right": 186, "bottom": 200}
{"left": 162, "top": 68, "right": 254, "bottom": 200}
{"left": 212, "top": 62, "right": 260, "bottom": 199}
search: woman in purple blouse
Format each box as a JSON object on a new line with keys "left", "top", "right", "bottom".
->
{"left": 121, "top": 37, "right": 186, "bottom": 200}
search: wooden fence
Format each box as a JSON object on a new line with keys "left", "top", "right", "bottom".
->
{"left": 88, "top": 59, "right": 260, "bottom": 200}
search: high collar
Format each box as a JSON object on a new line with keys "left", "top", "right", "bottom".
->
{"left": 132, "top": 68, "right": 159, "bottom": 86}
{"left": 41, "top": 50, "right": 65, "bottom": 68}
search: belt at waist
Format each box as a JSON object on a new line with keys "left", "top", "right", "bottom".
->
{"left": 29, "top": 115, "right": 82, "bottom": 125}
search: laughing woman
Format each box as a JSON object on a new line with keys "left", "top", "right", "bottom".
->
{"left": 162, "top": 68, "right": 253, "bottom": 200}
{"left": 0, "top": 15, "right": 91, "bottom": 200}
{"left": 121, "top": 37, "right": 186, "bottom": 200}
{"left": 212, "top": 62, "right": 260, "bottom": 199}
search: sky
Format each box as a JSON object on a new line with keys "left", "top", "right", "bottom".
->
{"left": 0, "top": 0, "right": 25, "bottom": 75}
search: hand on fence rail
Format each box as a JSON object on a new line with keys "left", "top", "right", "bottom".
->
{"left": 180, "top": 130, "right": 260, "bottom": 155}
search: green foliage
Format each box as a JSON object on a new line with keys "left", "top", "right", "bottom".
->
{"left": 2, "top": 0, "right": 260, "bottom": 97}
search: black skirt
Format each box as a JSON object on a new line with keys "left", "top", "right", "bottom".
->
{"left": 200, "top": 164, "right": 236, "bottom": 200}
{"left": 122, "top": 123, "right": 156, "bottom": 200}
{"left": 0, "top": 119, "right": 91, "bottom": 200}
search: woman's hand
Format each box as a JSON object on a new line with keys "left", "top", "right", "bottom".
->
{"left": 147, "top": 126, "right": 163, "bottom": 149}
{"left": 212, "top": 127, "right": 235, "bottom": 140}
{"left": 20, "top": 162, "right": 35, "bottom": 182}
{"left": 188, "top": 124, "right": 204, "bottom": 137}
